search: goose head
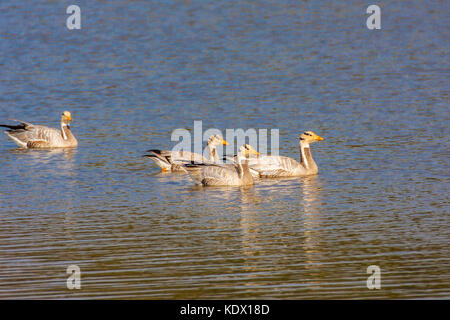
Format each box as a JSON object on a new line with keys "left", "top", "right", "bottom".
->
{"left": 61, "top": 111, "right": 72, "bottom": 126}
{"left": 238, "top": 144, "right": 260, "bottom": 159}
{"left": 207, "top": 134, "right": 229, "bottom": 147}
{"left": 299, "top": 131, "right": 324, "bottom": 144}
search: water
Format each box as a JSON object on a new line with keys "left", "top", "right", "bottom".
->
{"left": 0, "top": 0, "right": 448, "bottom": 299}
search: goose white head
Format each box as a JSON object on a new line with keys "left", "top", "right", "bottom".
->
{"left": 61, "top": 111, "right": 72, "bottom": 126}
{"left": 237, "top": 144, "right": 260, "bottom": 159}
{"left": 207, "top": 134, "right": 229, "bottom": 147}
{"left": 299, "top": 131, "right": 324, "bottom": 144}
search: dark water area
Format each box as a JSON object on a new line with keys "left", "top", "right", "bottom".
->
{"left": 0, "top": 1, "right": 448, "bottom": 298}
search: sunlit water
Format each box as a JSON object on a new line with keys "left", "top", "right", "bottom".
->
{"left": 0, "top": 0, "right": 448, "bottom": 299}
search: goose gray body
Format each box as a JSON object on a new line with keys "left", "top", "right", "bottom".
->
{"left": 184, "top": 144, "right": 259, "bottom": 186}
{"left": 1, "top": 111, "right": 78, "bottom": 148}
{"left": 144, "top": 134, "right": 229, "bottom": 172}
{"left": 248, "top": 131, "right": 323, "bottom": 178}
{"left": 145, "top": 150, "right": 209, "bottom": 172}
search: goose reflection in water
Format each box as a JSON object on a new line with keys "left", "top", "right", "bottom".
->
{"left": 299, "top": 175, "right": 327, "bottom": 289}
{"left": 235, "top": 176, "right": 325, "bottom": 293}
{"left": 10, "top": 147, "right": 77, "bottom": 176}
{"left": 238, "top": 187, "right": 264, "bottom": 257}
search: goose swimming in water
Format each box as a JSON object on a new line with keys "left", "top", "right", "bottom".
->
{"left": 144, "top": 134, "right": 229, "bottom": 172}
{"left": 0, "top": 111, "right": 78, "bottom": 148}
{"left": 183, "top": 144, "right": 260, "bottom": 186}
{"left": 248, "top": 131, "right": 324, "bottom": 178}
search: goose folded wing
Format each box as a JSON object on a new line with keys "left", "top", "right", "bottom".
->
{"left": 248, "top": 156, "right": 300, "bottom": 176}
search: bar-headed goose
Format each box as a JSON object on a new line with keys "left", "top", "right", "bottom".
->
{"left": 144, "top": 134, "right": 229, "bottom": 172}
{"left": 248, "top": 131, "right": 324, "bottom": 177}
{"left": 183, "top": 144, "right": 260, "bottom": 186}
{"left": 1, "top": 111, "right": 78, "bottom": 148}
